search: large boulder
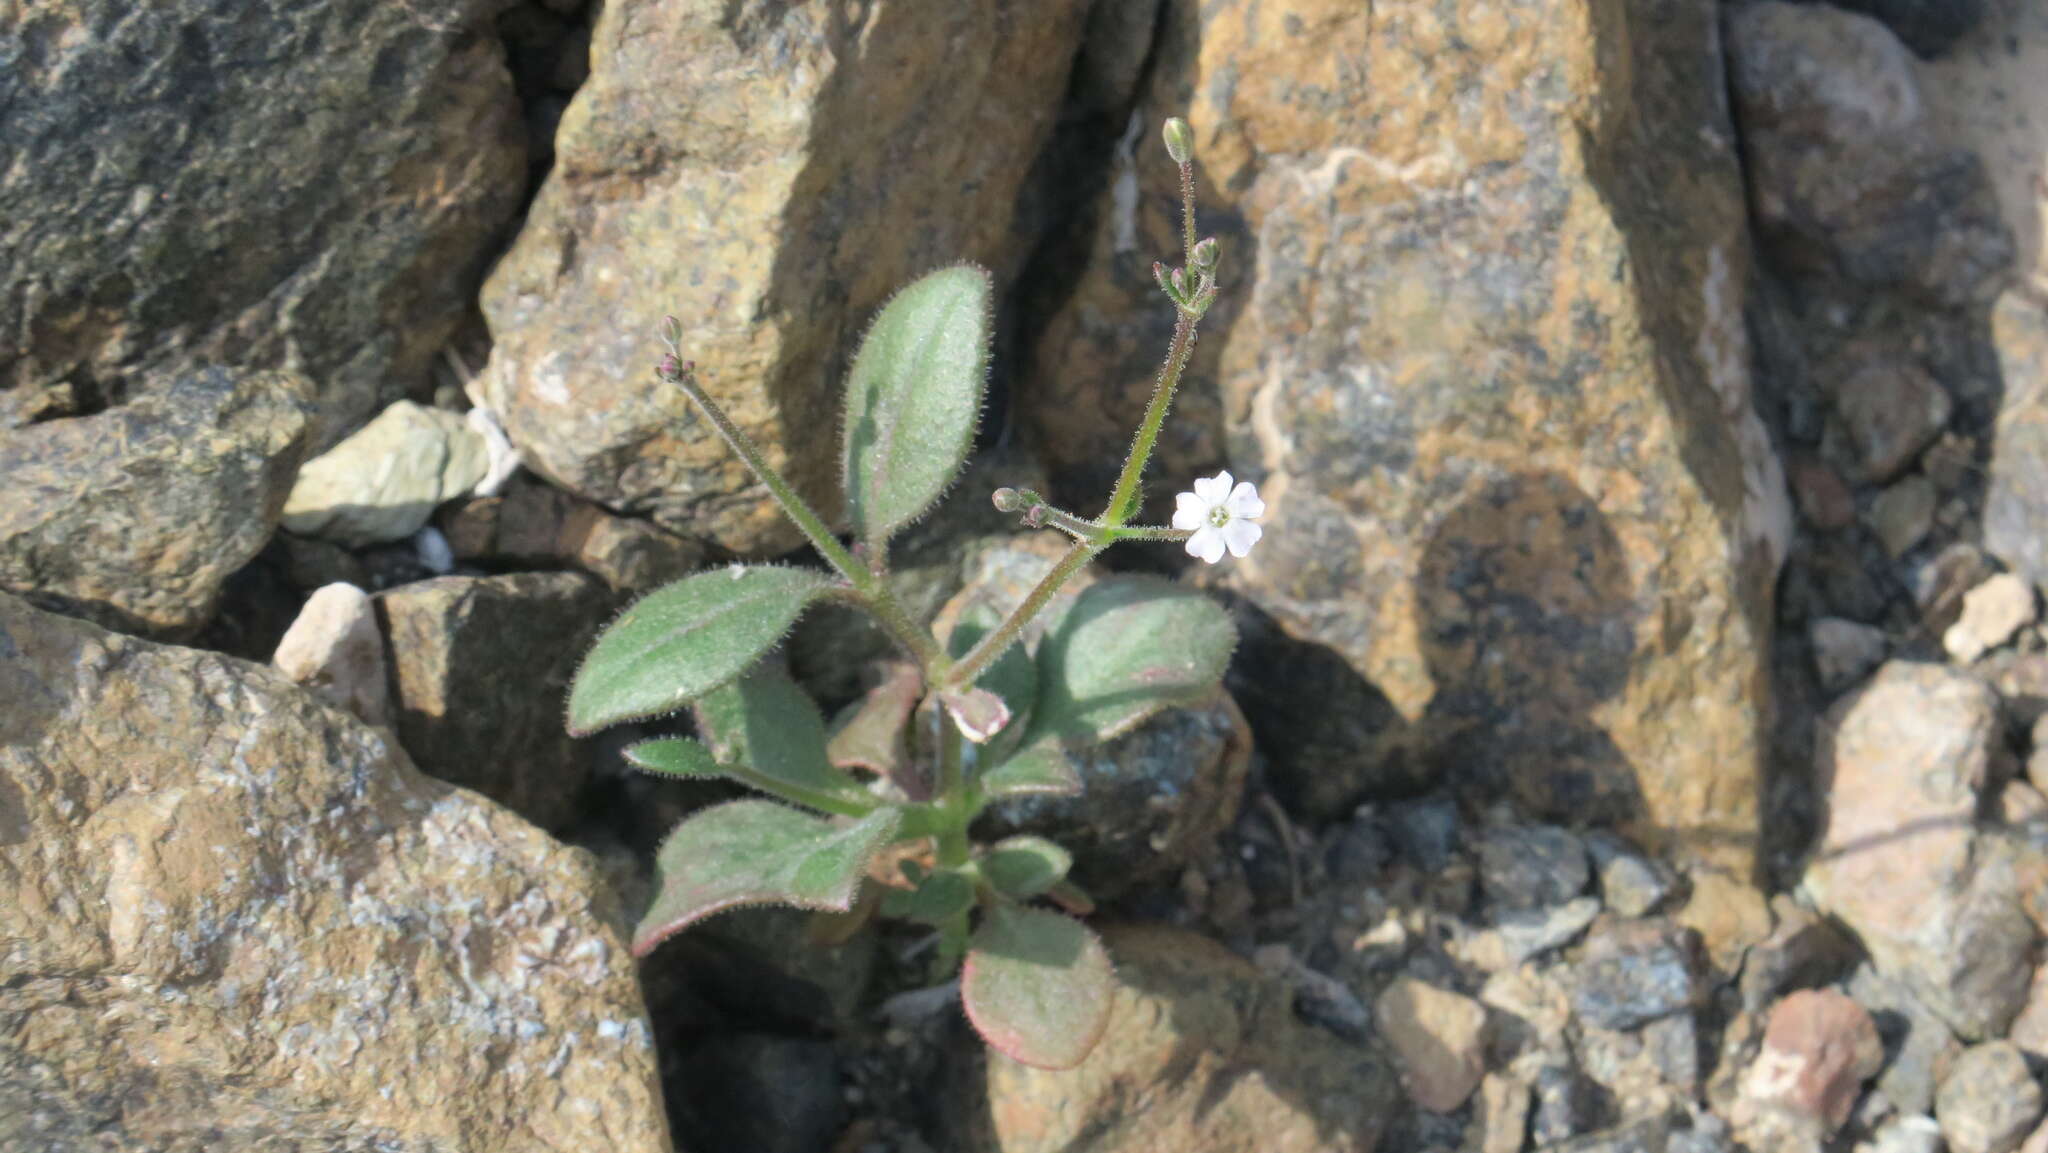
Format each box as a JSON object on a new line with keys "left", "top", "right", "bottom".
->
{"left": 0, "top": 0, "right": 524, "bottom": 443}
{"left": 480, "top": 0, "right": 1091, "bottom": 553}
{"left": 0, "top": 593, "right": 670, "bottom": 1151}
{"left": 0, "top": 367, "right": 314, "bottom": 636}
{"left": 1805, "top": 662, "right": 2036, "bottom": 1039}
{"left": 1023, "top": 0, "right": 1788, "bottom": 892}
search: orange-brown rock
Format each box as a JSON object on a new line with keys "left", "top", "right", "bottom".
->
{"left": 1023, "top": 0, "right": 1788, "bottom": 904}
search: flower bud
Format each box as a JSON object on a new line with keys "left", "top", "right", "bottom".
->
{"left": 992, "top": 487, "right": 1025, "bottom": 512}
{"left": 658, "top": 315, "right": 683, "bottom": 349}
{"left": 1190, "top": 237, "right": 1219, "bottom": 274}
{"left": 655, "top": 353, "right": 684, "bottom": 381}
{"left": 1162, "top": 117, "right": 1194, "bottom": 165}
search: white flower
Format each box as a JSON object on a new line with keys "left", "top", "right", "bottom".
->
{"left": 1173, "top": 471, "right": 1264, "bottom": 564}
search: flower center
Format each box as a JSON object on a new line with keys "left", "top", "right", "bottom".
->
{"left": 1207, "top": 506, "right": 1232, "bottom": 528}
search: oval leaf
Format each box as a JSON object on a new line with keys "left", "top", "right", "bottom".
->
{"left": 980, "top": 837, "right": 1072, "bottom": 900}
{"left": 624, "top": 737, "right": 723, "bottom": 779}
{"left": 1026, "top": 575, "right": 1234, "bottom": 748}
{"left": 962, "top": 905, "right": 1114, "bottom": 1070}
{"left": 842, "top": 265, "right": 992, "bottom": 545}
{"left": 947, "top": 601, "right": 1037, "bottom": 762}
{"left": 569, "top": 566, "right": 829, "bottom": 735}
{"left": 880, "top": 870, "right": 976, "bottom": 926}
{"left": 979, "top": 741, "right": 1083, "bottom": 800}
{"left": 694, "top": 665, "right": 862, "bottom": 795}
{"left": 632, "top": 800, "right": 901, "bottom": 957}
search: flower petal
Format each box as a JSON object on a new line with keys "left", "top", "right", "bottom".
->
{"left": 1221, "top": 518, "right": 1262, "bottom": 558}
{"left": 1172, "top": 491, "right": 1207, "bottom": 530}
{"left": 1186, "top": 525, "right": 1226, "bottom": 564}
{"left": 1193, "top": 471, "right": 1232, "bottom": 505}
{"left": 1225, "top": 481, "right": 1265, "bottom": 520}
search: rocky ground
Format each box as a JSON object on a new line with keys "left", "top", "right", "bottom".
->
{"left": 4, "top": 0, "right": 2048, "bottom": 1150}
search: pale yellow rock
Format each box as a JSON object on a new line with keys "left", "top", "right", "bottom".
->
{"left": 0, "top": 593, "right": 670, "bottom": 1152}
{"left": 281, "top": 400, "right": 490, "bottom": 546}
{"left": 272, "top": 580, "right": 390, "bottom": 726}
{"left": 1944, "top": 573, "right": 2039, "bottom": 663}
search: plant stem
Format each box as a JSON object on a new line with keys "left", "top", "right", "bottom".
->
{"left": 933, "top": 713, "right": 973, "bottom": 976}
{"left": 1101, "top": 312, "right": 1195, "bottom": 526}
{"left": 1178, "top": 159, "right": 1198, "bottom": 262}
{"left": 724, "top": 764, "right": 875, "bottom": 819}
{"left": 943, "top": 537, "right": 1100, "bottom": 690}
{"left": 666, "top": 365, "right": 949, "bottom": 675}
{"left": 1104, "top": 523, "right": 1194, "bottom": 543}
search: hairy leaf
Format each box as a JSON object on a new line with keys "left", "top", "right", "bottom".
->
{"left": 842, "top": 265, "right": 992, "bottom": 545}
{"left": 623, "top": 737, "right": 723, "bottom": 780}
{"left": 694, "top": 664, "right": 861, "bottom": 795}
{"left": 1027, "top": 575, "right": 1234, "bottom": 748}
{"left": 979, "top": 741, "right": 1082, "bottom": 801}
{"left": 962, "top": 905, "right": 1115, "bottom": 1070}
{"left": 980, "top": 837, "right": 1071, "bottom": 899}
{"left": 632, "top": 801, "right": 901, "bottom": 957}
{"left": 940, "top": 687, "right": 1012, "bottom": 744}
{"left": 625, "top": 737, "right": 871, "bottom": 816}
{"left": 880, "top": 870, "right": 976, "bottom": 926}
{"left": 827, "top": 662, "right": 923, "bottom": 795}
{"left": 569, "top": 566, "right": 829, "bottom": 735}
{"left": 948, "top": 600, "right": 1037, "bottom": 762}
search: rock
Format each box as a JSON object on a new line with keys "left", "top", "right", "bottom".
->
{"left": 1727, "top": 2, "right": 2012, "bottom": 305}
{"left": 1567, "top": 920, "right": 1700, "bottom": 1031}
{"left": 1849, "top": 964, "right": 1964, "bottom": 1117}
{"left": 1936, "top": 1041, "right": 2043, "bottom": 1153}
{"left": 282, "top": 534, "right": 371, "bottom": 592}
{"left": 480, "top": 0, "right": 1090, "bottom": 553}
{"left": 0, "top": 0, "right": 522, "bottom": 442}
{"left": 1914, "top": 543, "right": 2000, "bottom": 635}
{"left": 1919, "top": 0, "right": 2048, "bottom": 287}
{"left": 1738, "top": 990, "right": 1883, "bottom": 1132}
{"left": 1470, "top": 897, "right": 1602, "bottom": 970}
{"left": 1830, "top": 0, "right": 1985, "bottom": 56}
{"left": 2007, "top": 966, "right": 2048, "bottom": 1061}
{"left": 1807, "top": 662, "right": 2035, "bottom": 1039}
{"left": 0, "top": 367, "right": 314, "bottom": 637}
{"left": 1946, "top": 573, "right": 2039, "bottom": 663}
{"left": 1811, "top": 617, "right": 1889, "bottom": 695}
{"left": 438, "top": 475, "right": 705, "bottom": 592}
{"left": 2023, "top": 1117, "right": 2048, "bottom": 1153}
{"left": 1026, "top": 0, "right": 1786, "bottom": 898}
{"left": 1387, "top": 795, "right": 1463, "bottom": 874}
{"left": 1983, "top": 295, "right": 2048, "bottom": 589}
{"left": 376, "top": 573, "right": 612, "bottom": 831}
{"left": 1532, "top": 1062, "right": 1593, "bottom": 1145}
{"left": 1872, "top": 476, "right": 1938, "bottom": 558}
{"left": 0, "top": 593, "right": 668, "bottom": 1151}
{"left": 1864, "top": 1116, "right": 1946, "bottom": 1153}
{"left": 1791, "top": 458, "right": 1857, "bottom": 531}
{"left": 1477, "top": 825, "right": 1591, "bottom": 912}
{"left": 272, "top": 582, "right": 390, "bottom": 726}
{"left": 1376, "top": 976, "right": 1490, "bottom": 1113}
{"left": 959, "top": 926, "right": 1395, "bottom": 1152}
{"left": 282, "top": 401, "right": 492, "bottom": 548}
{"left": 1834, "top": 359, "right": 1954, "bottom": 483}
{"left": 1473, "top": 1073, "right": 1531, "bottom": 1153}
{"left": 670, "top": 1033, "right": 842, "bottom": 1153}
{"left": 1739, "top": 897, "right": 1862, "bottom": 1011}
{"left": 1325, "top": 817, "right": 1395, "bottom": 885}
{"left": 1586, "top": 833, "right": 1678, "bottom": 919}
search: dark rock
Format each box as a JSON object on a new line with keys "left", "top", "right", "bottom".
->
{"left": 1849, "top": 963, "right": 1962, "bottom": 1116}
{"left": 1533, "top": 1062, "right": 1594, "bottom": 1145}
{"left": 1387, "top": 795, "right": 1463, "bottom": 874}
{"left": 1984, "top": 295, "right": 2048, "bottom": 589}
{"left": 1325, "top": 818, "right": 1395, "bottom": 886}
{"left": 377, "top": 572, "right": 613, "bottom": 830}
{"left": 1586, "top": 832, "right": 1678, "bottom": 918}
{"left": 1567, "top": 920, "right": 1700, "bottom": 1031}
{"left": 1728, "top": 2, "right": 2013, "bottom": 306}
{"left": 1833, "top": 357, "right": 1953, "bottom": 483}
{"left": 670, "top": 1033, "right": 843, "bottom": 1153}
{"left": 1478, "top": 824, "right": 1591, "bottom": 911}
{"left": 1739, "top": 898, "right": 1862, "bottom": 1010}
{"left": 437, "top": 475, "right": 704, "bottom": 592}
{"left": 0, "top": 368, "right": 314, "bottom": 636}
{"left": 0, "top": 0, "right": 524, "bottom": 442}
{"left": 1821, "top": 0, "right": 1986, "bottom": 57}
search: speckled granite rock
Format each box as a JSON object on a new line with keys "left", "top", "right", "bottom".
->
{"left": 0, "top": 367, "right": 314, "bottom": 637}
{"left": 480, "top": 0, "right": 1089, "bottom": 553}
{"left": 0, "top": 592, "right": 670, "bottom": 1152}
{"left": 0, "top": 0, "right": 523, "bottom": 442}
{"left": 1024, "top": 0, "right": 1788, "bottom": 905}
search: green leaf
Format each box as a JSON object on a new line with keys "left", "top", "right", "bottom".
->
{"left": 623, "top": 737, "right": 723, "bottom": 780}
{"left": 962, "top": 905, "right": 1115, "bottom": 1070}
{"left": 979, "top": 741, "right": 1082, "bottom": 800}
{"left": 842, "top": 265, "right": 992, "bottom": 545}
{"left": 880, "top": 870, "right": 976, "bottom": 926}
{"left": 624, "top": 737, "right": 872, "bottom": 817}
{"left": 1026, "top": 575, "right": 1234, "bottom": 748}
{"left": 632, "top": 801, "right": 902, "bottom": 957}
{"left": 569, "top": 566, "right": 830, "bottom": 735}
{"left": 694, "top": 665, "right": 861, "bottom": 796}
{"left": 980, "top": 837, "right": 1071, "bottom": 899}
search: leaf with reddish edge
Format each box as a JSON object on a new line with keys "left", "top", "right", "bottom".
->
{"left": 940, "top": 687, "right": 1012, "bottom": 744}
{"left": 1026, "top": 574, "right": 1234, "bottom": 748}
{"left": 632, "top": 801, "right": 901, "bottom": 958}
{"left": 980, "top": 836, "right": 1071, "bottom": 899}
{"left": 694, "top": 664, "right": 862, "bottom": 796}
{"left": 978, "top": 739, "right": 1082, "bottom": 800}
{"left": 962, "top": 905, "right": 1115, "bottom": 1070}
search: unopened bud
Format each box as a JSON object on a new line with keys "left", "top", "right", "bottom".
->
{"left": 1162, "top": 117, "right": 1194, "bottom": 165}
{"left": 992, "top": 487, "right": 1025, "bottom": 512}
{"left": 655, "top": 353, "right": 684, "bottom": 381}
{"left": 1190, "top": 237, "right": 1219, "bottom": 274}
{"left": 658, "top": 315, "right": 683, "bottom": 349}
{"left": 1169, "top": 267, "right": 1191, "bottom": 298}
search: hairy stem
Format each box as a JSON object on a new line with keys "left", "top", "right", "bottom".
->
{"left": 944, "top": 537, "right": 1100, "bottom": 690}
{"left": 933, "top": 714, "right": 972, "bottom": 976}
{"left": 1104, "top": 523, "right": 1195, "bottom": 543}
{"left": 724, "top": 763, "right": 875, "bottom": 819}
{"left": 1101, "top": 313, "right": 1196, "bottom": 526}
{"left": 666, "top": 365, "right": 949, "bottom": 675}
